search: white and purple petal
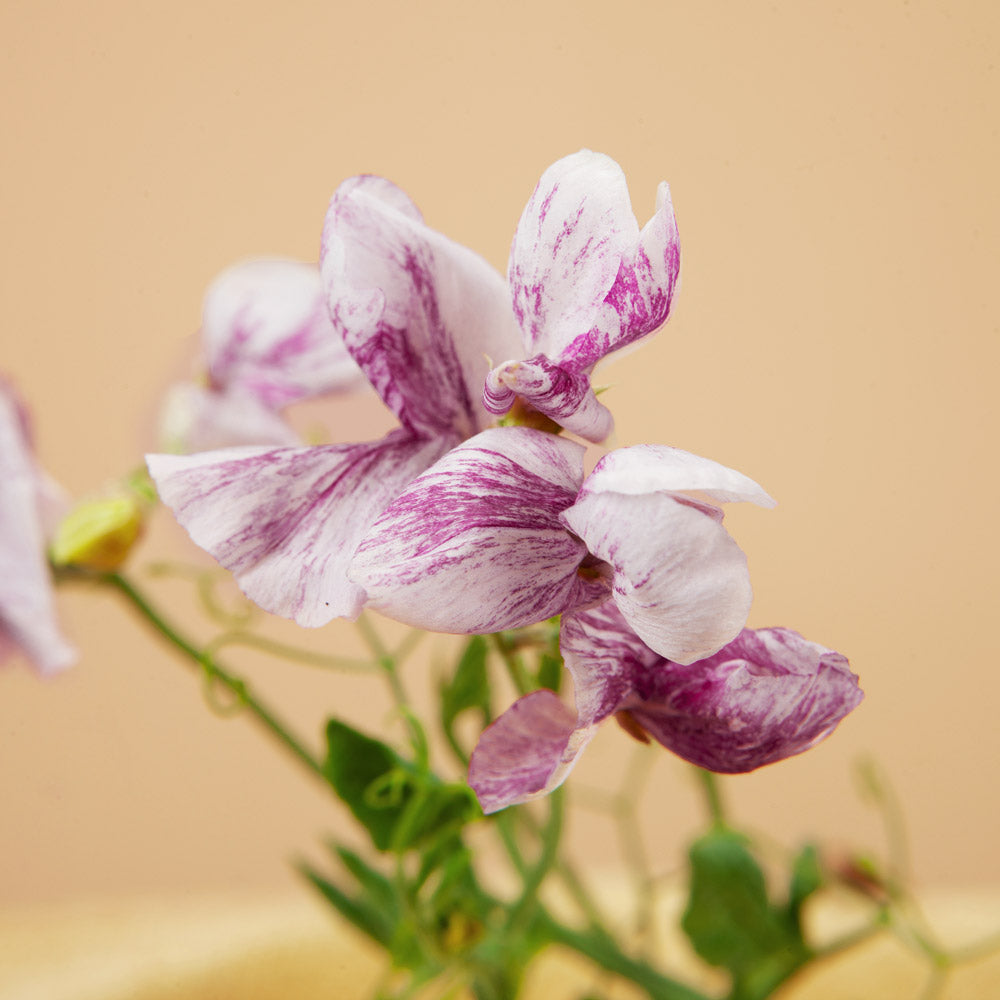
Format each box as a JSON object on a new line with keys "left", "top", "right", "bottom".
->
{"left": 483, "top": 354, "right": 613, "bottom": 442}
{"left": 468, "top": 689, "right": 591, "bottom": 814}
{"left": 147, "top": 430, "right": 449, "bottom": 627}
{"left": 321, "top": 176, "right": 523, "bottom": 440}
{"left": 579, "top": 445, "right": 776, "bottom": 508}
{"left": 350, "top": 428, "right": 607, "bottom": 633}
{"left": 561, "top": 490, "right": 753, "bottom": 664}
{"left": 509, "top": 151, "right": 635, "bottom": 362}
{"left": 0, "top": 380, "right": 75, "bottom": 674}
{"left": 570, "top": 180, "right": 681, "bottom": 369}
{"left": 202, "top": 258, "right": 363, "bottom": 409}
{"left": 159, "top": 383, "right": 302, "bottom": 453}
{"left": 624, "top": 627, "right": 864, "bottom": 772}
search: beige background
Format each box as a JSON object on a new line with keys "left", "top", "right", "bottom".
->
{"left": 2, "top": 0, "right": 998, "bottom": 906}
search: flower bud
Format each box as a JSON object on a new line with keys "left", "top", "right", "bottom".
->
{"left": 50, "top": 489, "right": 148, "bottom": 572}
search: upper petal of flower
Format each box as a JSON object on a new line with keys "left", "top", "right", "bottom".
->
{"left": 509, "top": 151, "right": 635, "bottom": 364}
{"left": 321, "top": 176, "right": 523, "bottom": 440}
{"left": 147, "top": 430, "right": 450, "bottom": 627}
{"left": 0, "top": 379, "right": 75, "bottom": 674}
{"left": 508, "top": 151, "right": 681, "bottom": 373}
{"left": 350, "top": 427, "right": 606, "bottom": 633}
{"left": 625, "top": 626, "right": 864, "bottom": 772}
{"left": 202, "top": 258, "right": 363, "bottom": 409}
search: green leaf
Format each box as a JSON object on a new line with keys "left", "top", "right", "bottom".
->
{"left": 682, "top": 830, "right": 810, "bottom": 1000}
{"left": 299, "top": 863, "right": 395, "bottom": 948}
{"left": 441, "top": 636, "right": 491, "bottom": 741}
{"left": 787, "top": 844, "right": 823, "bottom": 926}
{"left": 324, "top": 717, "right": 480, "bottom": 852}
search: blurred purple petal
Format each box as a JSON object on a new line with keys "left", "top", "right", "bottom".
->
{"left": 202, "top": 258, "right": 363, "bottom": 410}
{"left": 0, "top": 380, "right": 75, "bottom": 674}
{"left": 147, "top": 430, "right": 449, "bottom": 627}
{"left": 322, "top": 176, "right": 523, "bottom": 440}
{"left": 351, "top": 428, "right": 605, "bottom": 633}
{"left": 159, "top": 383, "right": 302, "bottom": 453}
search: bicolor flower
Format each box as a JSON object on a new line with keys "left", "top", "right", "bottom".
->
{"left": 469, "top": 601, "right": 863, "bottom": 813}
{"left": 148, "top": 177, "right": 523, "bottom": 626}
{"left": 351, "top": 429, "right": 773, "bottom": 661}
{"left": 159, "top": 258, "right": 365, "bottom": 452}
{"left": 483, "top": 150, "right": 681, "bottom": 442}
{"left": 0, "top": 378, "right": 76, "bottom": 674}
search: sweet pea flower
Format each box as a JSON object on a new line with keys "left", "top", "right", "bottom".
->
{"left": 483, "top": 150, "right": 681, "bottom": 442}
{"left": 159, "top": 258, "right": 364, "bottom": 452}
{"left": 469, "top": 601, "right": 863, "bottom": 813}
{"left": 351, "top": 430, "right": 773, "bottom": 662}
{"left": 148, "top": 177, "right": 523, "bottom": 626}
{"left": 0, "top": 379, "right": 76, "bottom": 674}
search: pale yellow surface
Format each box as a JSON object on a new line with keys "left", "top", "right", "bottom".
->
{"left": 1, "top": 0, "right": 998, "bottom": 940}
{"left": 1, "top": 889, "right": 998, "bottom": 1000}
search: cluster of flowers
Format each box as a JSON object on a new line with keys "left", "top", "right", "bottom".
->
{"left": 2, "top": 151, "right": 862, "bottom": 813}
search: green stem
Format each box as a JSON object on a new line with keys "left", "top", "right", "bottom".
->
{"left": 506, "top": 790, "right": 565, "bottom": 932}
{"left": 537, "top": 913, "right": 711, "bottom": 1000}
{"left": 205, "top": 630, "right": 376, "bottom": 673}
{"left": 695, "top": 768, "right": 727, "bottom": 828}
{"left": 78, "top": 570, "right": 328, "bottom": 786}
{"left": 491, "top": 632, "right": 532, "bottom": 696}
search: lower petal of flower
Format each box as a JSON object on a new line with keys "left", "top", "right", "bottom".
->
{"left": 468, "top": 689, "right": 590, "bottom": 814}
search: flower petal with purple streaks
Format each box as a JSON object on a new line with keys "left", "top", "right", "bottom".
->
{"left": 0, "top": 379, "right": 75, "bottom": 674}
{"left": 471, "top": 604, "right": 863, "bottom": 812}
{"left": 624, "top": 626, "right": 864, "bottom": 772}
{"left": 468, "top": 689, "right": 586, "bottom": 814}
{"left": 579, "top": 444, "right": 776, "bottom": 508}
{"left": 350, "top": 427, "right": 606, "bottom": 633}
{"left": 147, "top": 430, "right": 449, "bottom": 627}
{"left": 561, "top": 490, "right": 753, "bottom": 664}
{"left": 509, "top": 151, "right": 634, "bottom": 362}
{"left": 483, "top": 354, "right": 613, "bottom": 442}
{"left": 321, "top": 176, "right": 523, "bottom": 440}
{"left": 202, "top": 258, "right": 363, "bottom": 410}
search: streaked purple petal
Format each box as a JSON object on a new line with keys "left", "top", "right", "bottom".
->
{"left": 147, "top": 430, "right": 449, "bottom": 627}
{"left": 625, "top": 627, "right": 864, "bottom": 772}
{"left": 159, "top": 383, "right": 302, "bottom": 453}
{"left": 483, "top": 355, "right": 613, "bottom": 443}
{"left": 560, "top": 602, "right": 657, "bottom": 727}
{"left": 321, "top": 176, "right": 523, "bottom": 440}
{"left": 580, "top": 445, "right": 776, "bottom": 508}
{"left": 202, "top": 259, "right": 363, "bottom": 409}
{"left": 351, "top": 428, "right": 605, "bottom": 633}
{"left": 469, "top": 689, "right": 591, "bottom": 814}
{"left": 509, "top": 151, "right": 634, "bottom": 363}
{"left": 0, "top": 380, "right": 75, "bottom": 674}
{"left": 561, "top": 491, "right": 752, "bottom": 664}
{"left": 574, "top": 181, "right": 681, "bottom": 368}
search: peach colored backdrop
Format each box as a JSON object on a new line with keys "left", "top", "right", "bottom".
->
{"left": 2, "top": 1, "right": 998, "bottom": 904}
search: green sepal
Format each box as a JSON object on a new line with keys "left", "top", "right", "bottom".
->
{"left": 324, "top": 717, "right": 480, "bottom": 852}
